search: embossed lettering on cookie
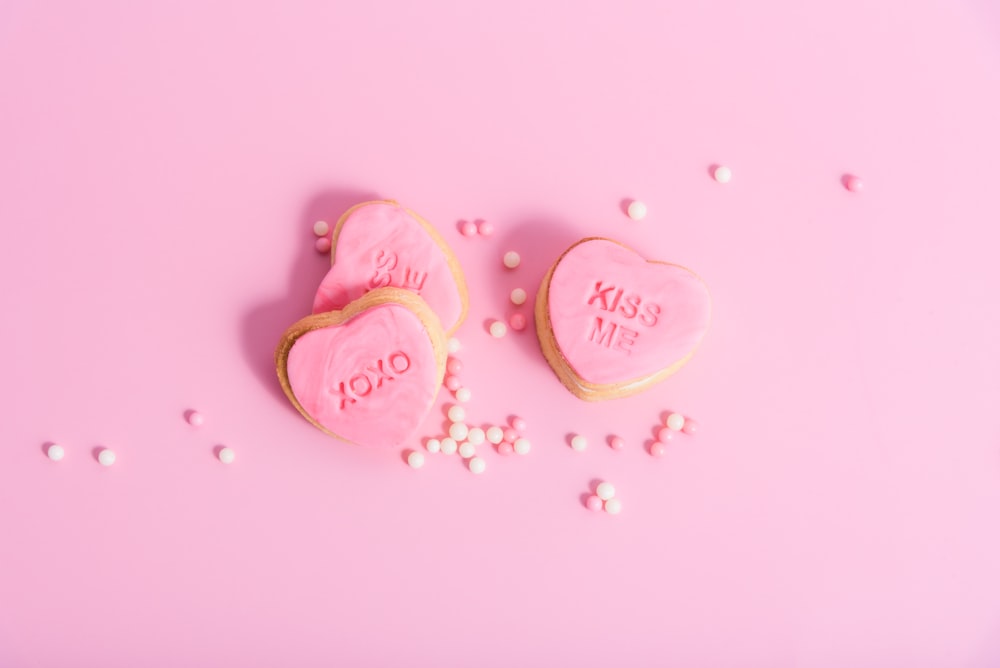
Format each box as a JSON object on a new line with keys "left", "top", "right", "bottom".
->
{"left": 534, "top": 237, "right": 711, "bottom": 401}
{"left": 276, "top": 287, "right": 448, "bottom": 446}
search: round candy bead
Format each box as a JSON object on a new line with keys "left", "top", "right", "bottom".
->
{"left": 407, "top": 451, "right": 425, "bottom": 469}
{"left": 510, "top": 288, "right": 527, "bottom": 305}
{"left": 682, "top": 418, "right": 699, "bottom": 435}
{"left": 844, "top": 174, "right": 864, "bottom": 192}
{"left": 513, "top": 438, "right": 531, "bottom": 455}
{"left": 458, "top": 442, "right": 476, "bottom": 459}
{"left": 649, "top": 442, "right": 666, "bottom": 457}
{"left": 570, "top": 434, "right": 587, "bottom": 451}
{"left": 508, "top": 312, "right": 527, "bottom": 331}
{"left": 609, "top": 435, "right": 625, "bottom": 451}
{"left": 455, "top": 387, "right": 472, "bottom": 403}
{"left": 467, "top": 427, "right": 486, "bottom": 445}
{"left": 444, "top": 375, "right": 462, "bottom": 392}
{"left": 425, "top": 438, "right": 441, "bottom": 454}
{"left": 218, "top": 447, "right": 235, "bottom": 464}
{"left": 46, "top": 443, "right": 65, "bottom": 461}
{"left": 502, "top": 251, "right": 521, "bottom": 269}
{"left": 315, "top": 237, "right": 332, "bottom": 253}
{"left": 585, "top": 495, "right": 604, "bottom": 511}
{"left": 489, "top": 321, "right": 507, "bottom": 338}
{"left": 446, "top": 358, "right": 463, "bottom": 375}
{"left": 187, "top": 410, "right": 204, "bottom": 427}
{"left": 666, "top": 412, "right": 685, "bottom": 431}
{"left": 97, "top": 449, "right": 116, "bottom": 467}
{"left": 440, "top": 438, "right": 458, "bottom": 455}
{"left": 497, "top": 442, "right": 514, "bottom": 456}
{"left": 713, "top": 165, "right": 732, "bottom": 183}
{"left": 468, "top": 457, "right": 486, "bottom": 474}
{"left": 477, "top": 220, "right": 494, "bottom": 237}
{"left": 510, "top": 416, "right": 526, "bottom": 431}
{"left": 503, "top": 427, "right": 519, "bottom": 443}
{"left": 447, "top": 405, "right": 466, "bottom": 423}
{"left": 460, "top": 220, "right": 478, "bottom": 237}
{"left": 486, "top": 426, "right": 504, "bottom": 444}
{"left": 313, "top": 220, "right": 330, "bottom": 236}
{"left": 604, "top": 498, "right": 623, "bottom": 515}
{"left": 449, "top": 422, "right": 470, "bottom": 441}
{"left": 627, "top": 200, "right": 648, "bottom": 220}
{"left": 447, "top": 338, "right": 461, "bottom": 354}
{"left": 656, "top": 427, "right": 675, "bottom": 443}
{"left": 596, "top": 482, "right": 616, "bottom": 501}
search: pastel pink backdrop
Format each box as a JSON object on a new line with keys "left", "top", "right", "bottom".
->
{"left": 2, "top": 2, "right": 999, "bottom": 666}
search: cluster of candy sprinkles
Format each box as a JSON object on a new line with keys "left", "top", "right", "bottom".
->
{"left": 313, "top": 220, "right": 332, "bottom": 253}
{"left": 585, "top": 481, "right": 622, "bottom": 515}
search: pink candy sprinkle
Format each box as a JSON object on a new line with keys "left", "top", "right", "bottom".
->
{"left": 498, "top": 442, "right": 514, "bottom": 456}
{"left": 585, "top": 495, "right": 604, "bottom": 511}
{"left": 444, "top": 375, "right": 462, "bottom": 392}
{"left": 843, "top": 174, "right": 864, "bottom": 192}
{"left": 510, "top": 416, "right": 526, "bottom": 431}
{"left": 503, "top": 427, "right": 519, "bottom": 443}
{"left": 460, "top": 220, "right": 478, "bottom": 236}
{"left": 187, "top": 410, "right": 204, "bottom": 427}
{"left": 656, "top": 426, "right": 675, "bottom": 443}
{"left": 682, "top": 418, "right": 699, "bottom": 435}
{"left": 477, "top": 220, "right": 494, "bottom": 237}
{"left": 446, "top": 358, "right": 463, "bottom": 375}
{"left": 508, "top": 312, "right": 527, "bottom": 331}
{"left": 315, "top": 237, "right": 332, "bottom": 253}
{"left": 609, "top": 435, "right": 624, "bottom": 450}
{"left": 649, "top": 442, "right": 666, "bottom": 457}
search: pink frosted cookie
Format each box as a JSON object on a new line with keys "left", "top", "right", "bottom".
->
{"left": 276, "top": 287, "right": 447, "bottom": 446}
{"left": 534, "top": 237, "right": 711, "bottom": 401}
{"left": 313, "top": 200, "right": 469, "bottom": 335}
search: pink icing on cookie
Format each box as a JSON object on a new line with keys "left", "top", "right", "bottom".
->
{"left": 312, "top": 201, "right": 467, "bottom": 333}
{"left": 545, "top": 238, "right": 710, "bottom": 387}
{"left": 286, "top": 303, "right": 440, "bottom": 446}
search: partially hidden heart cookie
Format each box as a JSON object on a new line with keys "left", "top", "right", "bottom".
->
{"left": 535, "top": 237, "right": 711, "bottom": 401}
{"left": 276, "top": 287, "right": 447, "bottom": 446}
{"left": 313, "top": 200, "right": 469, "bottom": 335}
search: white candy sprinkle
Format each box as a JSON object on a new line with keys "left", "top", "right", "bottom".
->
{"left": 458, "top": 442, "right": 476, "bottom": 458}
{"left": 469, "top": 457, "right": 486, "bottom": 474}
{"left": 440, "top": 437, "right": 458, "bottom": 455}
{"left": 407, "top": 451, "right": 426, "bottom": 469}
{"left": 447, "top": 338, "right": 461, "bottom": 354}
{"left": 456, "top": 387, "right": 472, "bottom": 402}
{"left": 510, "top": 288, "right": 527, "bottom": 305}
{"left": 513, "top": 437, "right": 531, "bottom": 455}
{"left": 218, "top": 447, "right": 235, "bottom": 464}
{"left": 467, "top": 427, "right": 486, "bottom": 445}
{"left": 425, "top": 438, "right": 441, "bottom": 454}
{"left": 447, "top": 405, "right": 466, "bottom": 423}
{"left": 503, "top": 251, "right": 521, "bottom": 269}
{"left": 713, "top": 165, "right": 732, "bottom": 183}
{"left": 627, "top": 200, "right": 648, "bottom": 220}
{"left": 666, "top": 413, "right": 685, "bottom": 431}
{"left": 604, "top": 498, "right": 623, "bottom": 515}
{"left": 489, "top": 321, "right": 507, "bottom": 338}
{"left": 449, "top": 422, "right": 470, "bottom": 441}
{"left": 570, "top": 435, "right": 588, "bottom": 451}
{"left": 313, "top": 220, "right": 330, "bottom": 236}
{"left": 486, "top": 426, "right": 504, "bottom": 444}
{"left": 596, "top": 482, "right": 616, "bottom": 501}
{"left": 46, "top": 444, "right": 65, "bottom": 461}
{"left": 97, "top": 449, "right": 116, "bottom": 467}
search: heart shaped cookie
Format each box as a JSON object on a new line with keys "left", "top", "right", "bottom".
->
{"left": 535, "top": 237, "right": 711, "bottom": 401}
{"left": 312, "top": 200, "right": 469, "bottom": 335}
{"left": 277, "top": 287, "right": 447, "bottom": 446}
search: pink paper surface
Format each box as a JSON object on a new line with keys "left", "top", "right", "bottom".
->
{"left": 2, "top": 2, "right": 1000, "bottom": 667}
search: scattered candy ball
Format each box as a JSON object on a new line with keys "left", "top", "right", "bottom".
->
{"left": 511, "top": 416, "right": 527, "bottom": 431}
{"left": 46, "top": 443, "right": 65, "bottom": 461}
{"left": 513, "top": 437, "right": 531, "bottom": 455}
{"left": 455, "top": 387, "right": 472, "bottom": 403}
{"left": 217, "top": 447, "right": 235, "bottom": 464}
{"left": 489, "top": 321, "right": 507, "bottom": 338}
{"left": 407, "top": 451, "right": 425, "bottom": 469}
{"left": 627, "top": 200, "right": 648, "bottom": 220}
{"left": 656, "top": 427, "right": 675, "bottom": 443}
{"left": 449, "top": 422, "right": 470, "bottom": 441}
{"left": 666, "top": 412, "right": 685, "bottom": 431}
{"left": 447, "top": 405, "right": 466, "bottom": 423}
{"left": 510, "top": 288, "right": 527, "bottom": 305}
{"left": 682, "top": 418, "right": 699, "bottom": 435}
{"left": 440, "top": 438, "right": 458, "bottom": 455}
{"left": 502, "top": 251, "right": 521, "bottom": 269}
{"left": 459, "top": 442, "right": 476, "bottom": 458}
{"left": 596, "top": 482, "right": 616, "bottom": 501}
{"left": 477, "top": 220, "right": 494, "bottom": 237}
{"left": 460, "top": 220, "right": 478, "bottom": 237}
{"left": 446, "top": 358, "right": 463, "bottom": 375}
{"left": 187, "top": 410, "right": 205, "bottom": 427}
{"left": 508, "top": 312, "right": 527, "bottom": 331}
{"left": 649, "top": 442, "right": 666, "bottom": 457}
{"left": 604, "top": 498, "right": 623, "bottom": 515}
{"left": 503, "top": 427, "right": 519, "bottom": 443}
{"left": 425, "top": 438, "right": 441, "bottom": 454}
{"left": 467, "top": 427, "right": 486, "bottom": 445}
{"left": 713, "top": 165, "right": 732, "bottom": 183}
{"left": 315, "top": 237, "right": 332, "bottom": 253}
{"left": 609, "top": 435, "right": 625, "bottom": 451}
{"left": 444, "top": 375, "right": 462, "bottom": 392}
{"left": 486, "top": 426, "right": 504, "bottom": 444}
{"left": 447, "top": 338, "right": 461, "bottom": 354}
{"left": 468, "top": 457, "right": 486, "bottom": 474}
{"left": 585, "top": 495, "right": 604, "bottom": 511}
{"left": 844, "top": 174, "right": 864, "bottom": 192}
{"left": 570, "top": 434, "right": 588, "bottom": 451}
{"left": 97, "top": 449, "right": 116, "bottom": 467}
{"left": 498, "top": 442, "right": 514, "bottom": 455}
{"left": 313, "top": 220, "right": 330, "bottom": 236}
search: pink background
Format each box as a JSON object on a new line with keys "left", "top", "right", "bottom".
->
{"left": 2, "top": 1, "right": 1000, "bottom": 666}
